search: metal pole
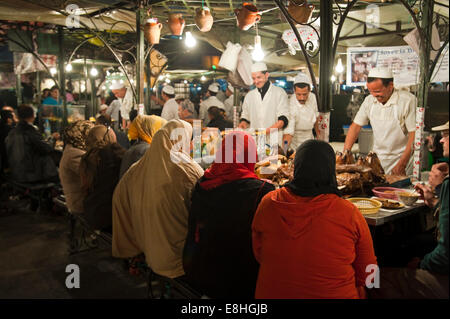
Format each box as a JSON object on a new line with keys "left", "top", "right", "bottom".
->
{"left": 413, "top": 0, "right": 435, "bottom": 179}
{"left": 136, "top": 6, "right": 145, "bottom": 106}
{"left": 145, "top": 50, "right": 151, "bottom": 114}
{"left": 90, "top": 77, "right": 96, "bottom": 119}
{"left": 319, "top": 0, "right": 333, "bottom": 113}
{"left": 58, "top": 26, "right": 67, "bottom": 128}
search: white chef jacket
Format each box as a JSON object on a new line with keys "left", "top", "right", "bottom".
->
{"left": 240, "top": 83, "right": 289, "bottom": 130}
{"left": 119, "top": 88, "right": 134, "bottom": 121}
{"left": 106, "top": 100, "right": 120, "bottom": 122}
{"left": 285, "top": 93, "right": 319, "bottom": 150}
{"left": 224, "top": 94, "right": 241, "bottom": 122}
{"left": 353, "top": 89, "right": 416, "bottom": 174}
{"left": 161, "top": 98, "right": 180, "bottom": 121}
{"left": 199, "top": 96, "right": 225, "bottom": 125}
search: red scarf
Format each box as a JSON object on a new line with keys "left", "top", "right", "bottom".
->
{"left": 200, "top": 131, "right": 259, "bottom": 190}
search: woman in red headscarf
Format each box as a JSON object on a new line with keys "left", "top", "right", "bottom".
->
{"left": 183, "top": 131, "right": 275, "bottom": 298}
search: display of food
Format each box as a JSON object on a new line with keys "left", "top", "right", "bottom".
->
{"left": 336, "top": 151, "right": 386, "bottom": 196}
{"left": 373, "top": 197, "right": 404, "bottom": 209}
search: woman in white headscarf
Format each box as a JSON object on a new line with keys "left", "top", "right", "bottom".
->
{"left": 112, "top": 120, "right": 204, "bottom": 278}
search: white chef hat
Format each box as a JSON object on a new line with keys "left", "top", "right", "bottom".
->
{"left": 293, "top": 72, "right": 312, "bottom": 86}
{"left": 251, "top": 62, "right": 268, "bottom": 73}
{"left": 99, "top": 104, "right": 108, "bottom": 111}
{"left": 368, "top": 67, "right": 393, "bottom": 79}
{"left": 110, "top": 82, "right": 125, "bottom": 90}
{"left": 162, "top": 85, "right": 175, "bottom": 95}
{"left": 208, "top": 83, "right": 219, "bottom": 93}
{"left": 227, "top": 83, "right": 234, "bottom": 91}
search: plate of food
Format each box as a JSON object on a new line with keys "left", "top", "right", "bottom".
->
{"left": 372, "top": 197, "right": 405, "bottom": 210}
{"left": 372, "top": 187, "right": 404, "bottom": 200}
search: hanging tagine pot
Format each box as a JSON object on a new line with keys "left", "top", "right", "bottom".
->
{"left": 287, "top": 0, "right": 315, "bottom": 24}
{"left": 167, "top": 13, "right": 186, "bottom": 36}
{"left": 234, "top": 3, "right": 261, "bottom": 31}
{"left": 144, "top": 18, "right": 163, "bottom": 44}
{"left": 195, "top": 7, "right": 214, "bottom": 32}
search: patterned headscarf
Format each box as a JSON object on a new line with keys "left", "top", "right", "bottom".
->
{"left": 63, "top": 120, "right": 95, "bottom": 150}
{"left": 128, "top": 115, "right": 167, "bottom": 144}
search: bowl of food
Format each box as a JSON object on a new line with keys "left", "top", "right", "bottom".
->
{"left": 372, "top": 187, "right": 404, "bottom": 200}
{"left": 397, "top": 191, "right": 420, "bottom": 206}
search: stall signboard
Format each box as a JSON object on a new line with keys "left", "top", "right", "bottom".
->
{"left": 347, "top": 44, "right": 449, "bottom": 87}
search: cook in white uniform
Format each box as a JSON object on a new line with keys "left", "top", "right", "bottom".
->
{"left": 160, "top": 85, "right": 179, "bottom": 121}
{"left": 344, "top": 67, "right": 417, "bottom": 175}
{"left": 238, "top": 62, "right": 290, "bottom": 136}
{"left": 283, "top": 72, "right": 320, "bottom": 150}
{"left": 108, "top": 82, "right": 135, "bottom": 130}
{"left": 199, "top": 83, "right": 225, "bottom": 126}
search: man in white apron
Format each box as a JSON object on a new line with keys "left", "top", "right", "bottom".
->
{"left": 199, "top": 83, "right": 225, "bottom": 126}
{"left": 283, "top": 72, "right": 319, "bottom": 150}
{"left": 344, "top": 67, "right": 417, "bottom": 175}
{"left": 160, "top": 85, "right": 179, "bottom": 121}
{"left": 109, "top": 82, "right": 134, "bottom": 129}
{"left": 238, "top": 62, "right": 290, "bottom": 137}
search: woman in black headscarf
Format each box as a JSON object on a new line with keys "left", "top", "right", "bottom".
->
{"left": 251, "top": 140, "right": 377, "bottom": 299}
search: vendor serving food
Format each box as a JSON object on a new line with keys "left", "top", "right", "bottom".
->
{"left": 238, "top": 62, "right": 290, "bottom": 137}
{"left": 343, "top": 67, "right": 417, "bottom": 175}
{"left": 283, "top": 72, "right": 320, "bottom": 150}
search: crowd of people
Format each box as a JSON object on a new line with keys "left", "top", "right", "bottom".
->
{"left": 0, "top": 62, "right": 448, "bottom": 299}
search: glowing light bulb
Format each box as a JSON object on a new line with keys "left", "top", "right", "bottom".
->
{"left": 159, "top": 75, "right": 164, "bottom": 81}
{"left": 331, "top": 75, "right": 337, "bottom": 82}
{"left": 335, "top": 58, "right": 344, "bottom": 74}
{"left": 185, "top": 31, "right": 197, "bottom": 48}
{"left": 184, "top": 80, "right": 188, "bottom": 84}
{"left": 50, "top": 67, "right": 57, "bottom": 75}
{"left": 165, "top": 78, "right": 171, "bottom": 83}
{"left": 65, "top": 64, "right": 72, "bottom": 72}
{"left": 252, "top": 35, "right": 265, "bottom": 62}
{"left": 90, "top": 67, "right": 98, "bottom": 77}
{"left": 80, "top": 83, "right": 86, "bottom": 92}
{"left": 200, "top": 75, "right": 206, "bottom": 82}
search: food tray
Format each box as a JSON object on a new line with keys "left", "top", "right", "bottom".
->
{"left": 372, "top": 187, "right": 404, "bottom": 200}
{"left": 347, "top": 198, "right": 382, "bottom": 215}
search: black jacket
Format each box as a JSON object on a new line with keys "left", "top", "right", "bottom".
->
{"left": 207, "top": 116, "right": 233, "bottom": 131}
{"left": 183, "top": 178, "right": 275, "bottom": 298}
{"left": 0, "top": 120, "right": 13, "bottom": 172}
{"left": 5, "top": 121, "right": 58, "bottom": 183}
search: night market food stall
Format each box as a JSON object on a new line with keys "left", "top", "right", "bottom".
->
{"left": 0, "top": 0, "right": 448, "bottom": 300}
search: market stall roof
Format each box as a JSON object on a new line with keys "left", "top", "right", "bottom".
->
{"left": 0, "top": 0, "right": 449, "bottom": 71}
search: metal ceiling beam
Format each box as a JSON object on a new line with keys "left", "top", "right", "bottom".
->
{"left": 339, "top": 28, "right": 414, "bottom": 40}
{"left": 345, "top": 16, "right": 410, "bottom": 38}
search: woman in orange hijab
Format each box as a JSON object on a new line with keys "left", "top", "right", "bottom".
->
{"left": 252, "top": 140, "right": 377, "bottom": 299}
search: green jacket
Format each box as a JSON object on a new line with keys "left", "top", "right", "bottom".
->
{"left": 420, "top": 177, "right": 449, "bottom": 274}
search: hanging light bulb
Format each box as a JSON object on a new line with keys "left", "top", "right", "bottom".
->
{"left": 80, "top": 83, "right": 86, "bottom": 92}
{"left": 331, "top": 75, "right": 337, "bottom": 82}
{"left": 185, "top": 31, "right": 197, "bottom": 48}
{"left": 252, "top": 35, "right": 265, "bottom": 62}
{"left": 158, "top": 75, "right": 164, "bottom": 81}
{"left": 90, "top": 67, "right": 98, "bottom": 77}
{"left": 50, "top": 67, "right": 57, "bottom": 75}
{"left": 335, "top": 58, "right": 344, "bottom": 74}
{"left": 184, "top": 80, "right": 188, "bottom": 84}
{"left": 165, "top": 78, "right": 171, "bottom": 83}
{"left": 200, "top": 75, "right": 206, "bottom": 82}
{"left": 65, "top": 63, "right": 73, "bottom": 72}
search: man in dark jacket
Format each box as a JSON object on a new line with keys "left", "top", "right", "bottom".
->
{"left": 5, "top": 105, "right": 58, "bottom": 183}
{"left": 0, "top": 107, "right": 17, "bottom": 175}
